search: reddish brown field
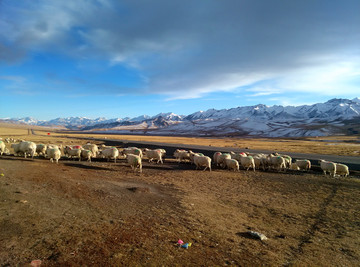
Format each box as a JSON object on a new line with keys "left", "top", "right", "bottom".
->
{"left": 1, "top": 124, "right": 360, "bottom": 266}
{"left": 1, "top": 156, "right": 360, "bottom": 266}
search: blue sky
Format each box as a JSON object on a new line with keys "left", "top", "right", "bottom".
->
{"left": 0, "top": 0, "right": 359, "bottom": 120}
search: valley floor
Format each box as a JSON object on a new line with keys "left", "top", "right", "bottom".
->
{"left": 1, "top": 155, "right": 360, "bottom": 266}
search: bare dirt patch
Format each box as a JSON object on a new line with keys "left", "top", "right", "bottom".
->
{"left": 1, "top": 155, "right": 360, "bottom": 266}
{"left": 1, "top": 124, "right": 360, "bottom": 265}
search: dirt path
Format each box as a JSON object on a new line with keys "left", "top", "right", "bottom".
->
{"left": 1, "top": 156, "right": 360, "bottom": 266}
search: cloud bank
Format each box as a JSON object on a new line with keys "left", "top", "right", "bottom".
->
{"left": 1, "top": 0, "right": 359, "bottom": 99}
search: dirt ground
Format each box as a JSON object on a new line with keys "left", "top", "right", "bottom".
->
{"left": 1, "top": 151, "right": 360, "bottom": 266}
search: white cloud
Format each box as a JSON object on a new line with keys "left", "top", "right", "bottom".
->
{"left": 0, "top": 75, "right": 26, "bottom": 82}
{"left": 274, "top": 58, "right": 360, "bottom": 95}
{"left": 267, "top": 97, "right": 315, "bottom": 107}
{"left": 247, "top": 91, "right": 281, "bottom": 97}
{"left": 0, "top": 0, "right": 359, "bottom": 100}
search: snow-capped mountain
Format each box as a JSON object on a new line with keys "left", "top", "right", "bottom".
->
{"left": 35, "top": 117, "right": 128, "bottom": 129}
{"left": 151, "top": 112, "right": 184, "bottom": 121}
{"left": 186, "top": 98, "right": 360, "bottom": 122}
{"left": 173, "top": 98, "right": 360, "bottom": 137}
{"left": 2, "top": 98, "right": 360, "bottom": 137}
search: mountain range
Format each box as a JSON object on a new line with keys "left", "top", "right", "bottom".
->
{"left": 2, "top": 98, "right": 360, "bottom": 137}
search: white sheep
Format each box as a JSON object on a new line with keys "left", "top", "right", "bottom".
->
{"left": 144, "top": 148, "right": 163, "bottom": 164}
{"left": 100, "top": 147, "right": 119, "bottom": 163}
{"left": 19, "top": 141, "right": 37, "bottom": 158}
{"left": 230, "top": 151, "right": 247, "bottom": 162}
{"left": 295, "top": 159, "right": 311, "bottom": 171}
{"left": 335, "top": 163, "right": 349, "bottom": 177}
{"left": 319, "top": 160, "right": 336, "bottom": 177}
{"left": 281, "top": 155, "right": 292, "bottom": 168}
{"left": 122, "top": 147, "right": 143, "bottom": 158}
{"left": 253, "top": 154, "right": 267, "bottom": 170}
{"left": 64, "top": 145, "right": 82, "bottom": 157}
{"left": 173, "top": 149, "right": 191, "bottom": 163}
{"left": 239, "top": 154, "right": 256, "bottom": 171}
{"left": 126, "top": 154, "right": 142, "bottom": 173}
{"left": 11, "top": 143, "right": 21, "bottom": 156}
{"left": 0, "top": 141, "right": 5, "bottom": 156}
{"left": 47, "top": 144, "right": 61, "bottom": 150}
{"left": 81, "top": 150, "right": 93, "bottom": 162}
{"left": 217, "top": 153, "right": 231, "bottom": 168}
{"left": 224, "top": 158, "right": 239, "bottom": 171}
{"left": 64, "top": 146, "right": 82, "bottom": 161}
{"left": 155, "top": 148, "right": 166, "bottom": 157}
{"left": 83, "top": 143, "right": 99, "bottom": 158}
{"left": 36, "top": 144, "right": 47, "bottom": 157}
{"left": 193, "top": 154, "right": 212, "bottom": 171}
{"left": 189, "top": 151, "right": 205, "bottom": 164}
{"left": 267, "top": 155, "right": 286, "bottom": 172}
{"left": 213, "top": 152, "right": 222, "bottom": 166}
{"left": 46, "top": 147, "right": 61, "bottom": 164}
{"left": 69, "top": 145, "right": 83, "bottom": 149}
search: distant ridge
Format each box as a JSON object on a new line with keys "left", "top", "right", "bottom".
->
{"left": 2, "top": 98, "right": 360, "bottom": 137}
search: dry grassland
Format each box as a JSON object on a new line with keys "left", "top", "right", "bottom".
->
{"left": 1, "top": 123, "right": 360, "bottom": 156}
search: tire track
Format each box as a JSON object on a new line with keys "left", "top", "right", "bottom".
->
{"left": 284, "top": 183, "right": 339, "bottom": 266}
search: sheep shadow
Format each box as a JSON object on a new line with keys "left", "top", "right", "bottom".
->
{"left": 0, "top": 155, "right": 35, "bottom": 162}
{"left": 142, "top": 163, "right": 183, "bottom": 171}
{"left": 236, "top": 232, "right": 260, "bottom": 240}
{"left": 63, "top": 162, "right": 113, "bottom": 171}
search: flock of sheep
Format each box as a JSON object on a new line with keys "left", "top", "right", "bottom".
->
{"left": 0, "top": 138, "right": 350, "bottom": 177}
{"left": 174, "top": 149, "right": 349, "bottom": 177}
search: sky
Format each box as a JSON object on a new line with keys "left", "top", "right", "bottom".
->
{"left": 0, "top": 0, "right": 359, "bottom": 120}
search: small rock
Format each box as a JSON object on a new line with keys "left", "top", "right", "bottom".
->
{"left": 248, "top": 231, "right": 268, "bottom": 241}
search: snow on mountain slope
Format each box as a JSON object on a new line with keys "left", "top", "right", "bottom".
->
{"left": 151, "top": 98, "right": 360, "bottom": 137}
{"left": 2, "top": 98, "right": 359, "bottom": 137}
